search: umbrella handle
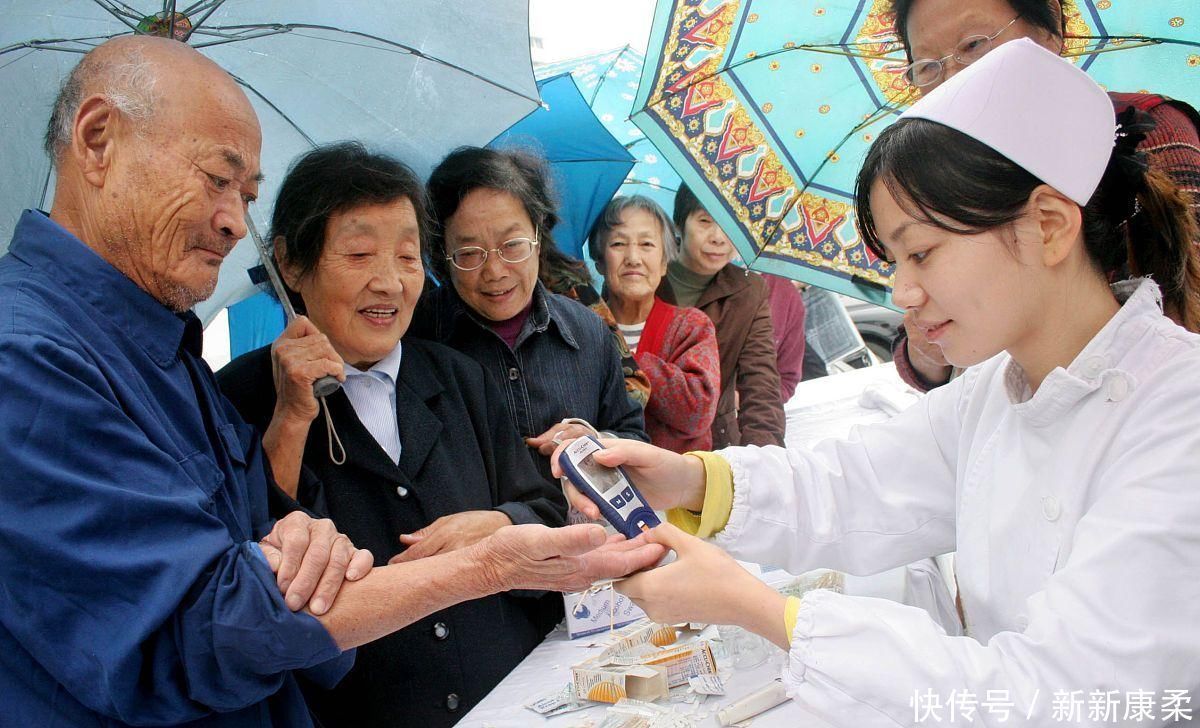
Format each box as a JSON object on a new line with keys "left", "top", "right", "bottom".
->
{"left": 313, "top": 375, "right": 342, "bottom": 398}
{"left": 246, "top": 214, "right": 343, "bottom": 401}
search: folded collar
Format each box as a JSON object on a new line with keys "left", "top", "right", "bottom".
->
{"left": 8, "top": 210, "right": 190, "bottom": 365}
{"left": 1005, "top": 279, "right": 1157, "bottom": 426}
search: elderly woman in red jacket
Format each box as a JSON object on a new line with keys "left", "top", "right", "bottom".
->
{"left": 589, "top": 196, "right": 720, "bottom": 453}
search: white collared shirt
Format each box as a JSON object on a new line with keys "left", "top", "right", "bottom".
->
{"left": 342, "top": 342, "right": 403, "bottom": 464}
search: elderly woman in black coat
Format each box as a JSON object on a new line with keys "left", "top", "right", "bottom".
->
{"left": 217, "top": 142, "right": 564, "bottom": 727}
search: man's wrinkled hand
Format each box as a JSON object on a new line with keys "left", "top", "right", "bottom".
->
{"left": 388, "top": 510, "right": 511, "bottom": 564}
{"left": 468, "top": 523, "right": 667, "bottom": 594}
{"left": 258, "top": 511, "right": 373, "bottom": 615}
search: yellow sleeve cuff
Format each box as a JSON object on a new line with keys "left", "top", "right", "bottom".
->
{"left": 784, "top": 596, "right": 802, "bottom": 640}
{"left": 665, "top": 451, "right": 734, "bottom": 539}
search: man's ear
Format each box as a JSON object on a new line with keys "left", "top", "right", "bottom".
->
{"left": 1029, "top": 184, "right": 1083, "bottom": 268}
{"left": 71, "top": 95, "right": 120, "bottom": 189}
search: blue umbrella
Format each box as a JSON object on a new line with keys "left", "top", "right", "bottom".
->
{"left": 0, "top": 0, "right": 541, "bottom": 329}
{"left": 632, "top": 0, "right": 1199, "bottom": 307}
{"left": 538, "top": 45, "right": 681, "bottom": 214}
{"left": 489, "top": 72, "right": 634, "bottom": 258}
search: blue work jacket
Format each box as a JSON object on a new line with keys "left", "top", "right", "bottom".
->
{"left": 0, "top": 211, "right": 352, "bottom": 726}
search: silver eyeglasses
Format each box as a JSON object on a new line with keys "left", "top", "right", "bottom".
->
{"left": 446, "top": 230, "right": 540, "bottom": 271}
{"left": 900, "top": 16, "right": 1020, "bottom": 88}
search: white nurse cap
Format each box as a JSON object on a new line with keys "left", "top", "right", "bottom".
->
{"left": 899, "top": 37, "right": 1116, "bottom": 206}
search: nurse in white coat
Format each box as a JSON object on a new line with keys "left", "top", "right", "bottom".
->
{"left": 554, "top": 39, "right": 1200, "bottom": 726}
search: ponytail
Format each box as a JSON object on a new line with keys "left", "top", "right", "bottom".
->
{"left": 1084, "top": 107, "right": 1200, "bottom": 330}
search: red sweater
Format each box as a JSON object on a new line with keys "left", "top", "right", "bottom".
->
{"left": 634, "top": 299, "right": 721, "bottom": 453}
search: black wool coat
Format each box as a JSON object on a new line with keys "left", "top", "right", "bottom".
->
{"left": 218, "top": 337, "right": 566, "bottom": 727}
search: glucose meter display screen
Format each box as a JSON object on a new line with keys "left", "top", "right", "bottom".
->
{"left": 577, "top": 452, "right": 624, "bottom": 497}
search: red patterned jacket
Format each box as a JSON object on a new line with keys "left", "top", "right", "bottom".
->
{"left": 634, "top": 299, "right": 721, "bottom": 453}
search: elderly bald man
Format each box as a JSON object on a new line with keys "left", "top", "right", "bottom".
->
{"left": 0, "top": 36, "right": 662, "bottom": 727}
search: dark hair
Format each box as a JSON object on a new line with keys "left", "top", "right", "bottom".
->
{"left": 588, "top": 195, "right": 679, "bottom": 266}
{"left": 891, "top": 0, "right": 1068, "bottom": 63}
{"left": 271, "top": 141, "right": 431, "bottom": 312}
{"left": 854, "top": 114, "right": 1200, "bottom": 330}
{"left": 425, "top": 146, "right": 587, "bottom": 290}
{"left": 671, "top": 183, "right": 707, "bottom": 232}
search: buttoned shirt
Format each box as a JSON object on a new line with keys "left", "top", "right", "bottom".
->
{"left": 342, "top": 343, "right": 403, "bottom": 464}
{"left": 0, "top": 210, "right": 351, "bottom": 727}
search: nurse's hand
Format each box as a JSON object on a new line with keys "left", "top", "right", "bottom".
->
{"left": 258, "top": 511, "right": 373, "bottom": 616}
{"left": 388, "top": 510, "right": 512, "bottom": 564}
{"left": 616, "top": 524, "right": 791, "bottom": 649}
{"left": 270, "top": 315, "right": 345, "bottom": 426}
{"left": 549, "top": 437, "right": 707, "bottom": 518}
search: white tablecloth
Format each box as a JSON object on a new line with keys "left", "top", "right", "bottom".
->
{"left": 461, "top": 365, "right": 955, "bottom": 726}
{"left": 460, "top": 568, "right": 837, "bottom": 727}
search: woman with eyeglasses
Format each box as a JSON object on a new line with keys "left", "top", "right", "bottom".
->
{"left": 217, "top": 143, "right": 567, "bottom": 726}
{"left": 889, "top": 0, "right": 1200, "bottom": 392}
{"left": 410, "top": 147, "right": 648, "bottom": 491}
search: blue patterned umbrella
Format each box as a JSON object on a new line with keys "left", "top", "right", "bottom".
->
{"left": 632, "top": 0, "right": 1200, "bottom": 306}
{"left": 538, "top": 45, "right": 682, "bottom": 214}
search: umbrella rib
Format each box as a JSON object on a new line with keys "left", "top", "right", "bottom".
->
{"left": 646, "top": 43, "right": 903, "bottom": 106}
{"left": 622, "top": 178, "right": 677, "bottom": 192}
{"left": 1063, "top": 37, "right": 1200, "bottom": 56}
{"left": 228, "top": 73, "right": 318, "bottom": 147}
{"left": 87, "top": 0, "right": 142, "bottom": 32}
{"left": 588, "top": 44, "right": 632, "bottom": 107}
{"left": 180, "top": 0, "right": 210, "bottom": 14}
{"left": 554, "top": 158, "right": 637, "bottom": 165}
{"left": 0, "top": 47, "right": 37, "bottom": 71}
{"left": 191, "top": 23, "right": 543, "bottom": 106}
{"left": 38, "top": 164, "right": 54, "bottom": 210}
{"left": 1, "top": 34, "right": 127, "bottom": 58}
{"left": 187, "top": 27, "right": 290, "bottom": 45}
{"left": 187, "top": 0, "right": 229, "bottom": 36}
{"left": 108, "top": 0, "right": 144, "bottom": 16}
{"left": 95, "top": 0, "right": 145, "bottom": 22}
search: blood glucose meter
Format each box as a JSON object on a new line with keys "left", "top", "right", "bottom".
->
{"left": 558, "top": 435, "right": 661, "bottom": 539}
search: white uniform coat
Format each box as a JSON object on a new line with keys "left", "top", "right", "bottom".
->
{"left": 717, "top": 280, "right": 1200, "bottom": 726}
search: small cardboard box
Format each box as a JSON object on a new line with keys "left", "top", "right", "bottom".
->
{"left": 571, "top": 663, "right": 669, "bottom": 704}
{"left": 563, "top": 589, "right": 646, "bottom": 639}
{"left": 639, "top": 641, "right": 717, "bottom": 688}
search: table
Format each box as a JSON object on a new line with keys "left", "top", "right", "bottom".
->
{"left": 462, "top": 365, "right": 952, "bottom": 726}
{"left": 459, "top": 569, "right": 837, "bottom": 727}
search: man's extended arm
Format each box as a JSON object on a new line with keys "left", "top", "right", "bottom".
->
{"left": 275, "top": 524, "right": 663, "bottom": 650}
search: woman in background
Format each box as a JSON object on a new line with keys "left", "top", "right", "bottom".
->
{"left": 590, "top": 195, "right": 719, "bottom": 453}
